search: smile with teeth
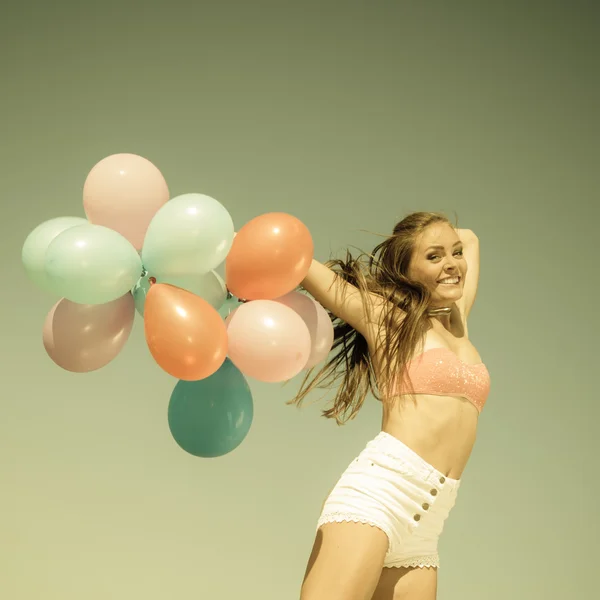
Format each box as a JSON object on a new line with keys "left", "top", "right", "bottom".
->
{"left": 438, "top": 276, "right": 460, "bottom": 285}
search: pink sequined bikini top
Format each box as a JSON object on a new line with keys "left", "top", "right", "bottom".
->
{"left": 392, "top": 347, "right": 491, "bottom": 412}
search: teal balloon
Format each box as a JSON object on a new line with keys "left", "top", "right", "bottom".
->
{"left": 44, "top": 224, "right": 143, "bottom": 305}
{"left": 142, "top": 193, "right": 234, "bottom": 278}
{"left": 132, "top": 270, "right": 227, "bottom": 317}
{"left": 22, "top": 216, "right": 88, "bottom": 293}
{"left": 168, "top": 358, "right": 253, "bottom": 458}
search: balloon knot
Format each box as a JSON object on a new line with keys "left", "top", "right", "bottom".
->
{"left": 149, "top": 277, "right": 157, "bottom": 285}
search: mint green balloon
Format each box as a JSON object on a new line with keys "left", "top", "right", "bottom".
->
{"left": 132, "top": 270, "right": 227, "bottom": 316}
{"left": 141, "top": 193, "right": 235, "bottom": 278}
{"left": 45, "top": 224, "right": 143, "bottom": 305}
{"left": 22, "top": 216, "right": 88, "bottom": 293}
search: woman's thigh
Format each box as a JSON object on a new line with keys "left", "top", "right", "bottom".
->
{"left": 371, "top": 566, "right": 438, "bottom": 600}
{"left": 300, "top": 521, "right": 389, "bottom": 600}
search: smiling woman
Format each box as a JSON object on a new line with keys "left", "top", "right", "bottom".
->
{"left": 288, "top": 212, "right": 489, "bottom": 600}
{"left": 407, "top": 227, "right": 469, "bottom": 313}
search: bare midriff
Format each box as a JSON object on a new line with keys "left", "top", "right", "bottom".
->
{"left": 381, "top": 394, "right": 479, "bottom": 480}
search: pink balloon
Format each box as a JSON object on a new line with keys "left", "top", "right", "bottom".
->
{"left": 43, "top": 294, "right": 135, "bottom": 373}
{"left": 83, "top": 153, "right": 170, "bottom": 251}
{"left": 226, "top": 300, "right": 311, "bottom": 383}
{"left": 275, "top": 291, "right": 334, "bottom": 369}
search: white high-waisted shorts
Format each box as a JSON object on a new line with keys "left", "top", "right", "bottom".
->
{"left": 316, "top": 431, "right": 460, "bottom": 569}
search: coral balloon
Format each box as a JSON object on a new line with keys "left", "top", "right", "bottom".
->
{"left": 275, "top": 291, "right": 334, "bottom": 368}
{"left": 225, "top": 212, "right": 313, "bottom": 300}
{"left": 83, "top": 153, "right": 169, "bottom": 250}
{"left": 43, "top": 294, "right": 135, "bottom": 373}
{"left": 144, "top": 283, "right": 227, "bottom": 381}
{"left": 226, "top": 300, "right": 311, "bottom": 382}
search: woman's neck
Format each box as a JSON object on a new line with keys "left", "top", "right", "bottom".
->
{"left": 427, "top": 305, "right": 454, "bottom": 331}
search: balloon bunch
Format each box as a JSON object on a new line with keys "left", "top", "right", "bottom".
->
{"left": 22, "top": 153, "right": 334, "bottom": 458}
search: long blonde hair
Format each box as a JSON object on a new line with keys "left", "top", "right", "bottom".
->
{"left": 287, "top": 211, "right": 455, "bottom": 425}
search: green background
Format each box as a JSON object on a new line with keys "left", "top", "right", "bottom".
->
{"left": 1, "top": 1, "right": 597, "bottom": 598}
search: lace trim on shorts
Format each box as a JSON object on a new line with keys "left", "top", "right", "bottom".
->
{"left": 317, "top": 514, "right": 440, "bottom": 570}
{"left": 316, "top": 512, "right": 391, "bottom": 540}
{"left": 386, "top": 554, "right": 440, "bottom": 569}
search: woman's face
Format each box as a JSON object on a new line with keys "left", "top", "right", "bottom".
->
{"left": 407, "top": 223, "right": 467, "bottom": 307}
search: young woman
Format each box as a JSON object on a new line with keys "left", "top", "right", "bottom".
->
{"left": 291, "top": 212, "right": 489, "bottom": 600}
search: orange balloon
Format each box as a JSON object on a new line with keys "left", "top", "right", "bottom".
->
{"left": 144, "top": 283, "right": 228, "bottom": 381}
{"left": 225, "top": 212, "right": 313, "bottom": 300}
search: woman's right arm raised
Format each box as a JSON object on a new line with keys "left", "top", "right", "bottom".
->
{"left": 300, "top": 259, "right": 382, "bottom": 339}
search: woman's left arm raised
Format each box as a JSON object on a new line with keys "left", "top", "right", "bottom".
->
{"left": 456, "top": 229, "right": 480, "bottom": 317}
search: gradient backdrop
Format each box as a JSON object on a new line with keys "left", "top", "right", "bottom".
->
{"left": 1, "top": 1, "right": 598, "bottom": 599}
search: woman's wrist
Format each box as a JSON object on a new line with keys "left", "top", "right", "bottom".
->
{"left": 457, "top": 228, "right": 478, "bottom": 242}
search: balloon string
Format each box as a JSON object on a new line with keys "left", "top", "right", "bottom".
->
{"left": 225, "top": 287, "right": 247, "bottom": 303}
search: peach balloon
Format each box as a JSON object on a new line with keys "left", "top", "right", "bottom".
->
{"left": 275, "top": 291, "right": 334, "bottom": 369}
{"left": 226, "top": 300, "right": 311, "bottom": 383}
{"left": 144, "top": 283, "right": 227, "bottom": 381}
{"left": 43, "top": 293, "right": 135, "bottom": 373}
{"left": 225, "top": 212, "right": 313, "bottom": 300}
{"left": 83, "top": 153, "right": 170, "bottom": 251}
